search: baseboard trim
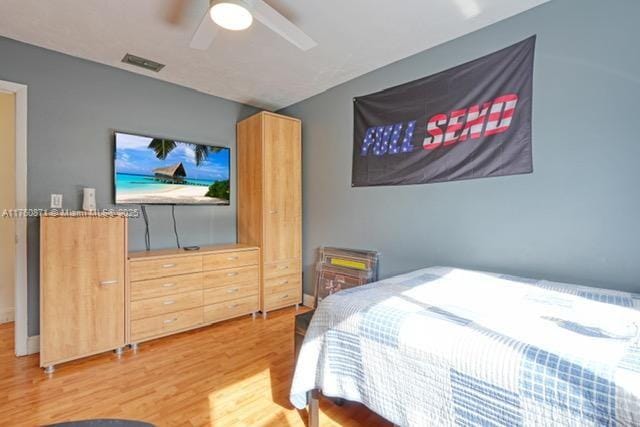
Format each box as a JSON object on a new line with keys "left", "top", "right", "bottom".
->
{"left": 0, "top": 307, "right": 15, "bottom": 324}
{"left": 26, "top": 335, "right": 39, "bottom": 355}
{"left": 303, "top": 293, "right": 315, "bottom": 308}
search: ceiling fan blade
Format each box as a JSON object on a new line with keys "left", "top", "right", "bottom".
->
{"left": 165, "top": 0, "right": 191, "bottom": 25}
{"left": 251, "top": 0, "right": 317, "bottom": 51}
{"left": 190, "top": 11, "right": 219, "bottom": 50}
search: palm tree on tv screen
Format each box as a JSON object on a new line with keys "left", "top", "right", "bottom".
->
{"left": 148, "top": 138, "right": 223, "bottom": 166}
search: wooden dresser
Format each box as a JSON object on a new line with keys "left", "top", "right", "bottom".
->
{"left": 237, "top": 112, "right": 302, "bottom": 316}
{"left": 128, "top": 244, "right": 260, "bottom": 346}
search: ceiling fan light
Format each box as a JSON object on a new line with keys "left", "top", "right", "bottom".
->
{"left": 210, "top": 1, "right": 253, "bottom": 31}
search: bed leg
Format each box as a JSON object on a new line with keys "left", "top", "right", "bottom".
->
{"left": 308, "top": 389, "right": 320, "bottom": 427}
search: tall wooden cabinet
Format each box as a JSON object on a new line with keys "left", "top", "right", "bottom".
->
{"left": 237, "top": 112, "right": 302, "bottom": 316}
{"left": 40, "top": 215, "right": 127, "bottom": 373}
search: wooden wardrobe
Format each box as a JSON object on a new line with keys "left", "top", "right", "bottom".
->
{"left": 237, "top": 112, "right": 302, "bottom": 316}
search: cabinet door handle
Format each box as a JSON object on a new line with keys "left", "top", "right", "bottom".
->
{"left": 281, "top": 294, "right": 289, "bottom": 299}
{"left": 99, "top": 280, "right": 118, "bottom": 286}
{"left": 279, "top": 280, "right": 289, "bottom": 285}
{"left": 269, "top": 210, "right": 278, "bottom": 214}
{"left": 227, "top": 272, "right": 239, "bottom": 277}
{"left": 162, "top": 263, "right": 176, "bottom": 269}
{"left": 163, "top": 318, "right": 178, "bottom": 324}
{"left": 277, "top": 266, "right": 289, "bottom": 270}
{"left": 227, "top": 288, "right": 239, "bottom": 293}
{"left": 163, "top": 300, "right": 176, "bottom": 305}
{"left": 162, "top": 283, "right": 176, "bottom": 288}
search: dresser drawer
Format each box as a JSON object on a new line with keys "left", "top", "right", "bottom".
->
{"left": 264, "top": 259, "right": 300, "bottom": 279}
{"left": 264, "top": 280, "right": 302, "bottom": 298}
{"left": 204, "top": 281, "right": 258, "bottom": 305}
{"left": 204, "top": 295, "right": 258, "bottom": 324}
{"left": 264, "top": 288, "right": 301, "bottom": 310}
{"left": 131, "top": 307, "right": 203, "bottom": 342}
{"left": 203, "top": 266, "right": 259, "bottom": 289}
{"left": 130, "top": 256, "right": 202, "bottom": 282}
{"left": 130, "top": 272, "right": 203, "bottom": 301}
{"left": 131, "top": 290, "right": 203, "bottom": 320}
{"left": 203, "top": 250, "right": 259, "bottom": 271}
{"left": 264, "top": 273, "right": 301, "bottom": 293}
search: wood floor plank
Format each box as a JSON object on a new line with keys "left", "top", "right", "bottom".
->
{"left": 0, "top": 310, "right": 392, "bottom": 426}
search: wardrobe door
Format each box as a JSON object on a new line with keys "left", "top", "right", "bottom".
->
{"left": 40, "top": 216, "right": 125, "bottom": 366}
{"left": 236, "top": 114, "right": 263, "bottom": 248}
{"left": 262, "top": 115, "right": 301, "bottom": 264}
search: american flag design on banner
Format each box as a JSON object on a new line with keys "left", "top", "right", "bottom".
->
{"left": 352, "top": 36, "right": 535, "bottom": 187}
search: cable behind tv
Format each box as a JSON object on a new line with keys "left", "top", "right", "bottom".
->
{"left": 141, "top": 205, "right": 151, "bottom": 251}
{"left": 171, "top": 204, "right": 181, "bottom": 249}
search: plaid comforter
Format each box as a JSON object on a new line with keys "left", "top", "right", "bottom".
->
{"left": 290, "top": 267, "right": 640, "bottom": 426}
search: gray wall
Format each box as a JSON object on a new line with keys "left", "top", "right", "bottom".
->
{"left": 280, "top": 0, "right": 640, "bottom": 296}
{"left": 0, "top": 37, "right": 257, "bottom": 336}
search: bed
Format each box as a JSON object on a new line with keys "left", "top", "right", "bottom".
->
{"left": 290, "top": 267, "right": 640, "bottom": 426}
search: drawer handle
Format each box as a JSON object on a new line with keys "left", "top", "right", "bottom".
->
{"left": 163, "top": 318, "right": 178, "bottom": 324}
{"left": 227, "top": 288, "right": 239, "bottom": 293}
{"left": 99, "top": 280, "right": 118, "bottom": 286}
{"left": 163, "top": 300, "right": 176, "bottom": 305}
{"left": 281, "top": 294, "right": 289, "bottom": 299}
{"left": 228, "top": 303, "right": 239, "bottom": 309}
{"left": 279, "top": 280, "right": 289, "bottom": 285}
{"left": 162, "top": 263, "right": 176, "bottom": 268}
{"left": 227, "top": 272, "right": 239, "bottom": 277}
{"left": 227, "top": 256, "right": 239, "bottom": 261}
{"left": 162, "top": 283, "right": 176, "bottom": 288}
{"left": 277, "top": 266, "right": 289, "bottom": 270}
{"left": 269, "top": 210, "right": 278, "bottom": 214}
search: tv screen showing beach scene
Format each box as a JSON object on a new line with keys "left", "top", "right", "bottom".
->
{"left": 114, "top": 132, "right": 230, "bottom": 205}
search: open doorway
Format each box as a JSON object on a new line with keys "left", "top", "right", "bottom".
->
{"left": 0, "top": 91, "right": 16, "bottom": 326}
{"left": 0, "top": 80, "right": 28, "bottom": 356}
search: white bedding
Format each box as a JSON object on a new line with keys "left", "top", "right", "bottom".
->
{"left": 290, "top": 267, "right": 640, "bottom": 426}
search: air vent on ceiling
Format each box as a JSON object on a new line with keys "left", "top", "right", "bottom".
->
{"left": 121, "top": 54, "right": 165, "bottom": 72}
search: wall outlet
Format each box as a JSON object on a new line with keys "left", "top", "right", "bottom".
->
{"left": 50, "top": 194, "right": 63, "bottom": 209}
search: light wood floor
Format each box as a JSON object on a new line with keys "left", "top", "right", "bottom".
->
{"left": 0, "top": 308, "right": 391, "bottom": 427}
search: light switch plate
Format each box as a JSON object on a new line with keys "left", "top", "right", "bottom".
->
{"left": 50, "top": 194, "right": 63, "bottom": 209}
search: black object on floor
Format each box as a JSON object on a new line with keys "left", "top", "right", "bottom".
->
{"left": 46, "top": 420, "right": 155, "bottom": 427}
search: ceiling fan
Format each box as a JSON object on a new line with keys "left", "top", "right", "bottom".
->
{"left": 166, "top": 0, "right": 317, "bottom": 51}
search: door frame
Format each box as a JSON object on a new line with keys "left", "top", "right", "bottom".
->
{"left": 0, "top": 79, "right": 28, "bottom": 356}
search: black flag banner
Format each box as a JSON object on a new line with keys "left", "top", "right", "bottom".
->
{"left": 352, "top": 36, "right": 535, "bottom": 187}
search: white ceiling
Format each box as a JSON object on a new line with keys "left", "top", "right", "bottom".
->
{"left": 0, "top": 0, "right": 549, "bottom": 110}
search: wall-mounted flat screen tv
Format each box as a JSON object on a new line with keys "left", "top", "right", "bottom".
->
{"left": 114, "top": 131, "right": 230, "bottom": 205}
